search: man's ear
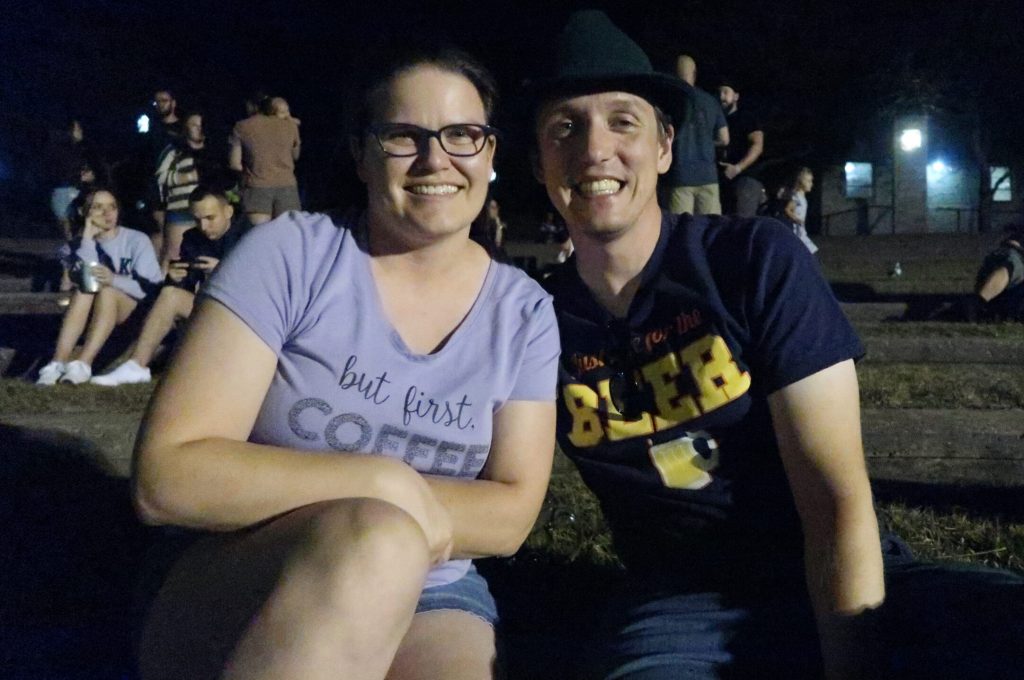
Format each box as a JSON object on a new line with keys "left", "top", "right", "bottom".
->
{"left": 350, "top": 136, "right": 367, "bottom": 182}
{"left": 657, "top": 123, "right": 674, "bottom": 175}
{"left": 225, "top": 202, "right": 234, "bottom": 220}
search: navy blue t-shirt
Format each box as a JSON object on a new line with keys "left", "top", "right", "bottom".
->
{"left": 664, "top": 87, "right": 728, "bottom": 187}
{"left": 167, "top": 219, "right": 247, "bottom": 292}
{"left": 544, "top": 212, "right": 863, "bottom": 588}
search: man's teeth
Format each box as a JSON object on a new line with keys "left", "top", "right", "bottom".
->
{"left": 577, "top": 179, "right": 622, "bottom": 196}
{"left": 408, "top": 184, "right": 458, "bottom": 195}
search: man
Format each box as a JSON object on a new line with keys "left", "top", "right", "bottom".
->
{"left": 91, "top": 187, "right": 245, "bottom": 386}
{"left": 661, "top": 55, "right": 728, "bottom": 215}
{"left": 969, "top": 226, "right": 1024, "bottom": 321}
{"left": 229, "top": 95, "right": 301, "bottom": 226}
{"left": 718, "top": 80, "right": 764, "bottom": 216}
{"left": 530, "top": 11, "right": 1024, "bottom": 679}
{"left": 145, "top": 89, "right": 183, "bottom": 233}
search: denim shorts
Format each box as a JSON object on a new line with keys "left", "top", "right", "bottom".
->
{"left": 416, "top": 564, "right": 498, "bottom": 627}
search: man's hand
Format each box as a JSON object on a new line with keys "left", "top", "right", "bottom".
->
{"left": 719, "top": 162, "right": 742, "bottom": 180}
{"left": 167, "top": 261, "right": 190, "bottom": 282}
{"left": 191, "top": 255, "right": 219, "bottom": 273}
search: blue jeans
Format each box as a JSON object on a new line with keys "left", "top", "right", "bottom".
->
{"left": 417, "top": 564, "right": 499, "bottom": 626}
{"left": 596, "top": 546, "right": 1024, "bottom": 679}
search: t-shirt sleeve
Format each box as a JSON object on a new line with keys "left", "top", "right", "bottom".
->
{"left": 713, "top": 102, "right": 727, "bottom": 131}
{"left": 742, "top": 219, "right": 863, "bottom": 394}
{"left": 508, "top": 296, "right": 561, "bottom": 402}
{"left": 201, "top": 213, "right": 317, "bottom": 353}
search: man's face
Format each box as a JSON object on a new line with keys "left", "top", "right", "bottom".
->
{"left": 534, "top": 91, "right": 672, "bottom": 242}
{"left": 719, "top": 86, "right": 739, "bottom": 113}
{"left": 190, "top": 196, "right": 233, "bottom": 240}
{"left": 153, "top": 91, "right": 175, "bottom": 117}
{"left": 185, "top": 115, "right": 203, "bottom": 144}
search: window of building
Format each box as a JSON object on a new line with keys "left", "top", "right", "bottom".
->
{"left": 844, "top": 162, "right": 873, "bottom": 199}
{"left": 990, "top": 166, "right": 1012, "bottom": 202}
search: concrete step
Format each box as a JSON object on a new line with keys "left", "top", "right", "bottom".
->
{"left": 0, "top": 291, "right": 67, "bottom": 315}
{"left": 860, "top": 335, "right": 1021, "bottom": 364}
{"left": 841, "top": 302, "right": 909, "bottom": 323}
{"left": 4, "top": 408, "right": 1022, "bottom": 488}
{"left": 0, "top": 276, "right": 39, "bottom": 293}
{"left": 863, "top": 408, "right": 1024, "bottom": 486}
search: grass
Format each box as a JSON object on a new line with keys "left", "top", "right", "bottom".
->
{"left": 858, "top": 363, "right": 1024, "bottom": 409}
{"left": 0, "top": 380, "right": 152, "bottom": 415}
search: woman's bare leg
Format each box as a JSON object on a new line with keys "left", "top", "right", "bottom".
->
{"left": 52, "top": 290, "right": 95, "bottom": 362}
{"left": 386, "top": 610, "right": 497, "bottom": 680}
{"left": 160, "top": 222, "right": 193, "bottom": 274}
{"left": 77, "top": 287, "right": 137, "bottom": 365}
{"left": 139, "top": 498, "right": 431, "bottom": 680}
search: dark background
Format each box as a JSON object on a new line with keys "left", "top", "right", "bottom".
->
{"left": 2, "top": 0, "right": 1022, "bottom": 236}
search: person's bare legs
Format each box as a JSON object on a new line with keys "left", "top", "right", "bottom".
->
{"left": 247, "top": 212, "right": 272, "bottom": 227}
{"left": 160, "top": 222, "right": 193, "bottom": 273}
{"left": 76, "top": 287, "right": 137, "bottom": 365}
{"left": 52, "top": 290, "right": 95, "bottom": 362}
{"left": 386, "top": 610, "right": 496, "bottom": 680}
{"left": 129, "top": 287, "right": 194, "bottom": 368}
{"left": 977, "top": 267, "right": 1010, "bottom": 302}
{"left": 139, "top": 498, "right": 432, "bottom": 680}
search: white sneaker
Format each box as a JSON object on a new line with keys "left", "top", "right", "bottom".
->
{"left": 59, "top": 360, "right": 92, "bottom": 385}
{"left": 91, "top": 360, "right": 151, "bottom": 386}
{"left": 36, "top": 361, "right": 66, "bottom": 385}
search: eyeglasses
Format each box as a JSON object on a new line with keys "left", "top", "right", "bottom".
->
{"left": 367, "top": 123, "right": 498, "bottom": 158}
{"left": 605, "top": 321, "right": 651, "bottom": 422}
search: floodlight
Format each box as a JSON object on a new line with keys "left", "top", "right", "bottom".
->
{"left": 899, "top": 128, "right": 922, "bottom": 151}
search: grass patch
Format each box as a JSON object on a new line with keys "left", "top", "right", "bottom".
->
{"left": 533, "top": 459, "right": 1024, "bottom": 573}
{"left": 858, "top": 363, "right": 1024, "bottom": 409}
{"left": 878, "top": 503, "right": 1024, "bottom": 572}
{"left": 0, "top": 379, "right": 154, "bottom": 415}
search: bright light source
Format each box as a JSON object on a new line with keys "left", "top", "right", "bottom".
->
{"left": 844, "top": 162, "right": 855, "bottom": 173}
{"left": 929, "top": 160, "right": 947, "bottom": 173}
{"left": 490, "top": 169, "right": 497, "bottom": 183}
{"left": 136, "top": 114, "right": 150, "bottom": 134}
{"left": 899, "top": 128, "right": 922, "bottom": 151}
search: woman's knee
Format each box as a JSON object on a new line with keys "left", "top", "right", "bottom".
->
{"left": 292, "top": 499, "right": 431, "bottom": 585}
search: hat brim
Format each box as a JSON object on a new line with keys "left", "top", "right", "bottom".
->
{"left": 524, "top": 72, "right": 691, "bottom": 128}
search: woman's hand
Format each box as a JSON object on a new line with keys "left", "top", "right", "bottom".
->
{"left": 90, "top": 263, "right": 115, "bottom": 287}
{"left": 377, "top": 462, "right": 454, "bottom": 565}
{"left": 82, "top": 214, "right": 100, "bottom": 241}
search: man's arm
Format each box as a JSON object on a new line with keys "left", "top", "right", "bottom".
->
{"left": 721, "top": 129, "right": 763, "bottom": 180}
{"left": 228, "top": 138, "right": 243, "bottom": 173}
{"left": 768, "top": 359, "right": 885, "bottom": 680}
{"left": 715, "top": 124, "right": 729, "bottom": 148}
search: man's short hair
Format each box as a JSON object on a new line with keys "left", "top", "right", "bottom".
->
{"left": 189, "top": 185, "right": 230, "bottom": 205}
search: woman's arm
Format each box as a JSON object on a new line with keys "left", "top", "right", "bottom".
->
{"left": 768, "top": 359, "right": 884, "bottom": 680}
{"left": 132, "top": 298, "right": 453, "bottom": 558}
{"left": 424, "top": 399, "right": 556, "bottom": 559}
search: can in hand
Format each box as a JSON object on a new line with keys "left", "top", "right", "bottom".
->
{"left": 77, "top": 261, "right": 102, "bottom": 293}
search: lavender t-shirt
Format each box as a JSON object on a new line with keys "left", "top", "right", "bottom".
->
{"left": 203, "top": 211, "right": 560, "bottom": 587}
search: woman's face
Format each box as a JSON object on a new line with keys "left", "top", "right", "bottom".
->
{"left": 358, "top": 65, "right": 495, "bottom": 245}
{"left": 86, "top": 191, "right": 119, "bottom": 230}
{"left": 800, "top": 171, "right": 814, "bottom": 192}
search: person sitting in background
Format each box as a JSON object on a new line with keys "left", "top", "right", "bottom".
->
{"left": 969, "top": 225, "right": 1024, "bottom": 321}
{"left": 91, "top": 187, "right": 245, "bottom": 386}
{"left": 36, "top": 188, "right": 162, "bottom": 385}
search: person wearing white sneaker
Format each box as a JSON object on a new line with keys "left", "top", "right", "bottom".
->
{"left": 90, "top": 359, "right": 150, "bottom": 386}
{"left": 90, "top": 187, "right": 244, "bottom": 387}
{"left": 35, "top": 188, "right": 162, "bottom": 386}
{"left": 35, "top": 360, "right": 67, "bottom": 385}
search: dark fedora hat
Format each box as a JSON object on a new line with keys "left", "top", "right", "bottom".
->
{"left": 524, "top": 10, "right": 690, "bottom": 125}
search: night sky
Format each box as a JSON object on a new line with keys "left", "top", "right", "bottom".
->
{"left": 2, "top": 0, "right": 1022, "bottom": 232}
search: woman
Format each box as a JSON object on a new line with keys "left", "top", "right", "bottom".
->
{"left": 132, "top": 46, "right": 559, "bottom": 680}
{"left": 36, "top": 188, "right": 162, "bottom": 385}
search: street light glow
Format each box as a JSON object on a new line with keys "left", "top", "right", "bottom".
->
{"left": 899, "top": 128, "right": 922, "bottom": 151}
